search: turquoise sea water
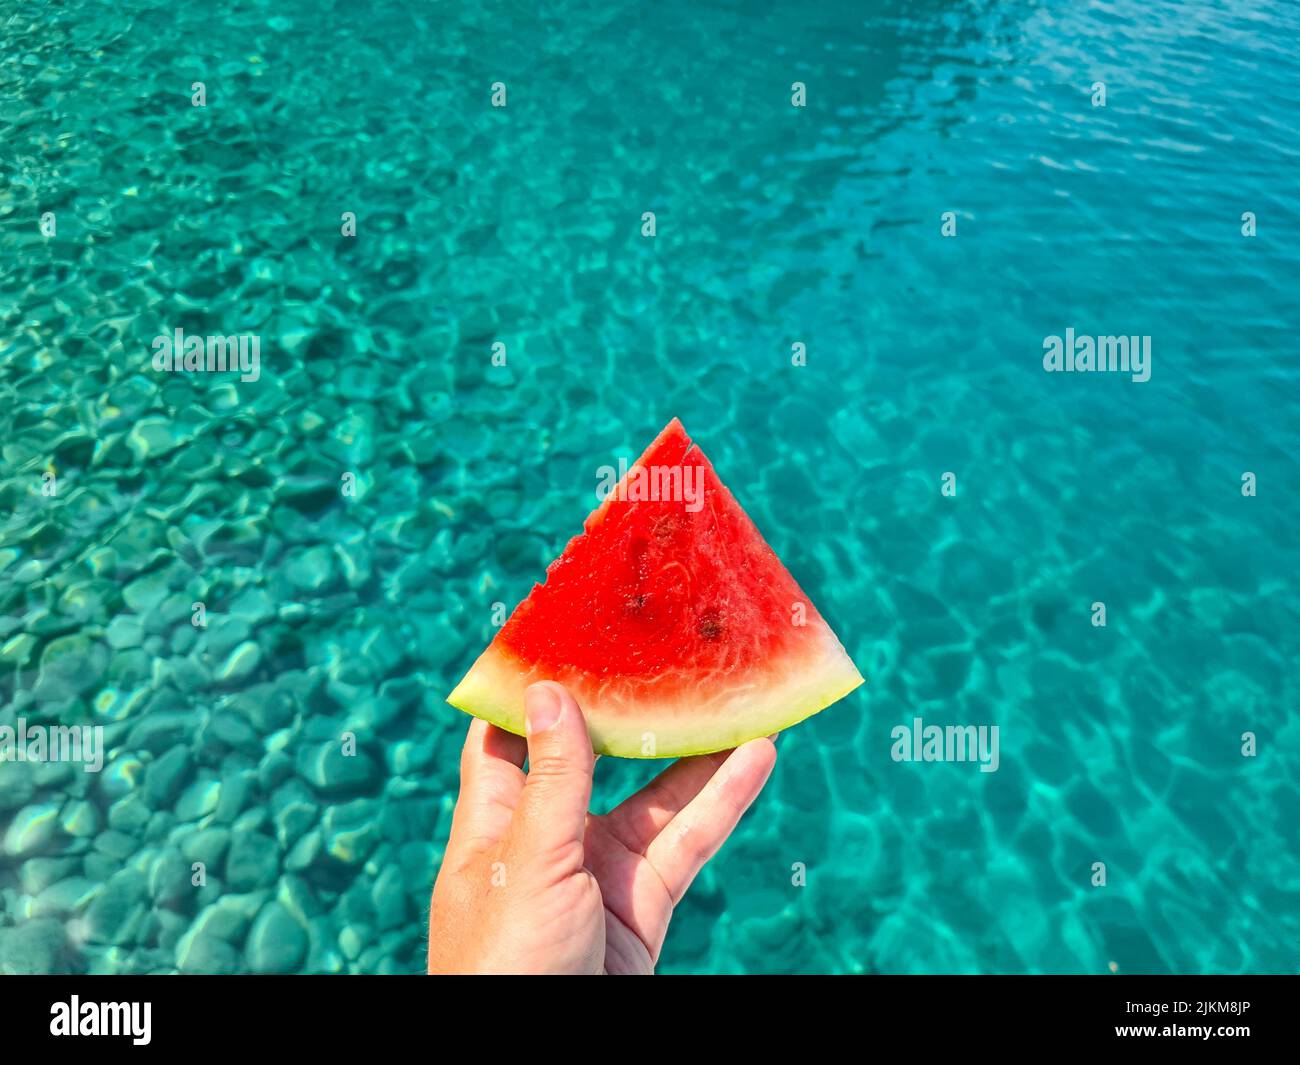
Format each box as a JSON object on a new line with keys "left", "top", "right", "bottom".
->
{"left": 1, "top": 0, "right": 1297, "bottom": 974}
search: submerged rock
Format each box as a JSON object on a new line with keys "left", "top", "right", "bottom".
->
{"left": 296, "top": 740, "right": 379, "bottom": 796}
{"left": 224, "top": 830, "right": 280, "bottom": 891}
{"left": 126, "top": 418, "right": 189, "bottom": 462}
{"left": 285, "top": 545, "right": 338, "bottom": 593}
{"left": 144, "top": 745, "right": 192, "bottom": 808}
{"left": 284, "top": 830, "right": 322, "bottom": 872}
{"left": 176, "top": 932, "right": 241, "bottom": 975}
{"left": 322, "top": 800, "right": 381, "bottom": 865}
{"left": 35, "top": 634, "right": 108, "bottom": 697}
{"left": 0, "top": 918, "right": 68, "bottom": 975}
{"left": 3, "top": 802, "right": 63, "bottom": 858}
{"left": 59, "top": 800, "right": 100, "bottom": 839}
{"left": 83, "top": 869, "right": 148, "bottom": 946}
{"left": 214, "top": 640, "right": 262, "bottom": 686}
{"left": 246, "top": 901, "right": 308, "bottom": 974}
{"left": 31, "top": 877, "right": 96, "bottom": 919}
{"left": 372, "top": 865, "right": 409, "bottom": 931}
{"left": 174, "top": 778, "right": 221, "bottom": 822}
{"left": 121, "top": 571, "right": 170, "bottom": 615}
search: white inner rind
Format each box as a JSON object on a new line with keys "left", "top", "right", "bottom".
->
{"left": 447, "top": 627, "right": 864, "bottom": 758}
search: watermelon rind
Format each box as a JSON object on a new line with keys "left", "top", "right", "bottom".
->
{"left": 448, "top": 634, "right": 863, "bottom": 758}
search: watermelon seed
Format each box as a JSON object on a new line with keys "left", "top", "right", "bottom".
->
{"left": 697, "top": 614, "right": 723, "bottom": 640}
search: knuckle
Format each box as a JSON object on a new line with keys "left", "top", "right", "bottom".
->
{"left": 527, "top": 751, "right": 580, "bottom": 781}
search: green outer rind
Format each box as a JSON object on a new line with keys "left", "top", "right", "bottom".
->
{"left": 447, "top": 639, "right": 865, "bottom": 758}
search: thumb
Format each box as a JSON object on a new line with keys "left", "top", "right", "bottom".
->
{"left": 510, "top": 681, "right": 595, "bottom": 860}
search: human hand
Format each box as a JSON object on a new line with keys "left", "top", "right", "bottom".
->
{"left": 427, "top": 681, "right": 777, "bottom": 974}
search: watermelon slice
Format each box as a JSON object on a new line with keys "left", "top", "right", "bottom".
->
{"left": 447, "top": 418, "right": 863, "bottom": 757}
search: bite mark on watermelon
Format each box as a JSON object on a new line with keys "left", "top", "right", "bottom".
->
{"left": 448, "top": 418, "right": 864, "bottom": 757}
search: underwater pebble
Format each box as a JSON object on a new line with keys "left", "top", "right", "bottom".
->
{"left": 387, "top": 734, "right": 438, "bottom": 777}
{"left": 175, "top": 778, "right": 221, "bottom": 822}
{"left": 335, "top": 541, "right": 372, "bottom": 589}
{"left": 296, "top": 741, "right": 379, "bottom": 796}
{"left": 246, "top": 901, "right": 308, "bottom": 974}
{"left": 125, "top": 708, "right": 191, "bottom": 752}
{"left": 93, "top": 830, "right": 139, "bottom": 862}
{"left": 31, "top": 877, "right": 95, "bottom": 919}
{"left": 322, "top": 800, "right": 381, "bottom": 865}
{"left": 20, "top": 857, "right": 80, "bottom": 896}
{"left": 0, "top": 770, "right": 37, "bottom": 814}
{"left": 35, "top": 634, "right": 108, "bottom": 698}
{"left": 33, "top": 758, "right": 75, "bottom": 790}
{"left": 338, "top": 923, "right": 372, "bottom": 962}
{"left": 228, "top": 586, "right": 275, "bottom": 624}
{"left": 184, "top": 899, "right": 251, "bottom": 946}
{"left": 398, "top": 841, "right": 437, "bottom": 894}
{"left": 105, "top": 614, "right": 145, "bottom": 650}
{"left": 0, "top": 917, "right": 68, "bottom": 975}
{"left": 284, "top": 830, "right": 321, "bottom": 872}
{"left": 59, "top": 800, "right": 101, "bottom": 838}
{"left": 3, "top": 802, "right": 63, "bottom": 857}
{"left": 213, "top": 769, "right": 256, "bottom": 823}
{"left": 215, "top": 641, "right": 262, "bottom": 685}
{"left": 276, "top": 874, "right": 323, "bottom": 925}
{"left": 226, "top": 685, "right": 295, "bottom": 736}
{"left": 107, "top": 647, "right": 152, "bottom": 688}
{"left": 170, "top": 625, "right": 198, "bottom": 656}
{"left": 126, "top": 418, "right": 190, "bottom": 462}
{"left": 176, "top": 932, "right": 241, "bottom": 975}
{"left": 83, "top": 869, "right": 148, "bottom": 946}
{"left": 155, "top": 909, "right": 190, "bottom": 955}
{"left": 121, "top": 571, "right": 169, "bottom": 615}
{"left": 206, "top": 616, "right": 253, "bottom": 660}
{"left": 423, "top": 616, "right": 469, "bottom": 671}
{"left": 371, "top": 865, "right": 408, "bottom": 931}
{"left": 144, "top": 745, "right": 192, "bottom": 808}
{"left": 306, "top": 916, "right": 345, "bottom": 974}
{"left": 108, "top": 793, "right": 153, "bottom": 835}
{"left": 224, "top": 831, "right": 280, "bottom": 891}
{"left": 183, "top": 826, "right": 232, "bottom": 870}
{"left": 144, "top": 810, "right": 176, "bottom": 843}
{"left": 271, "top": 795, "right": 318, "bottom": 849}
{"left": 97, "top": 754, "right": 145, "bottom": 801}
{"left": 285, "top": 545, "right": 338, "bottom": 593}
{"left": 0, "top": 632, "right": 39, "bottom": 672}
{"left": 148, "top": 849, "right": 191, "bottom": 906}
{"left": 208, "top": 711, "right": 259, "bottom": 750}
{"left": 82, "top": 852, "right": 120, "bottom": 883}
{"left": 254, "top": 737, "right": 291, "bottom": 776}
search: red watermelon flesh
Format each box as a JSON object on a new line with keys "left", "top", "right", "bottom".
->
{"left": 447, "top": 418, "right": 863, "bottom": 757}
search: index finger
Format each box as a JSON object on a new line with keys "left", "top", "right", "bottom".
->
{"left": 642, "top": 737, "right": 777, "bottom": 903}
{"left": 601, "top": 748, "right": 733, "bottom": 854}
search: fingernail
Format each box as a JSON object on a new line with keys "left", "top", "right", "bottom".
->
{"left": 525, "top": 683, "right": 563, "bottom": 735}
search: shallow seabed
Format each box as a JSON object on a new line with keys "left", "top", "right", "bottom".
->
{"left": 1, "top": 0, "right": 1297, "bottom": 974}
